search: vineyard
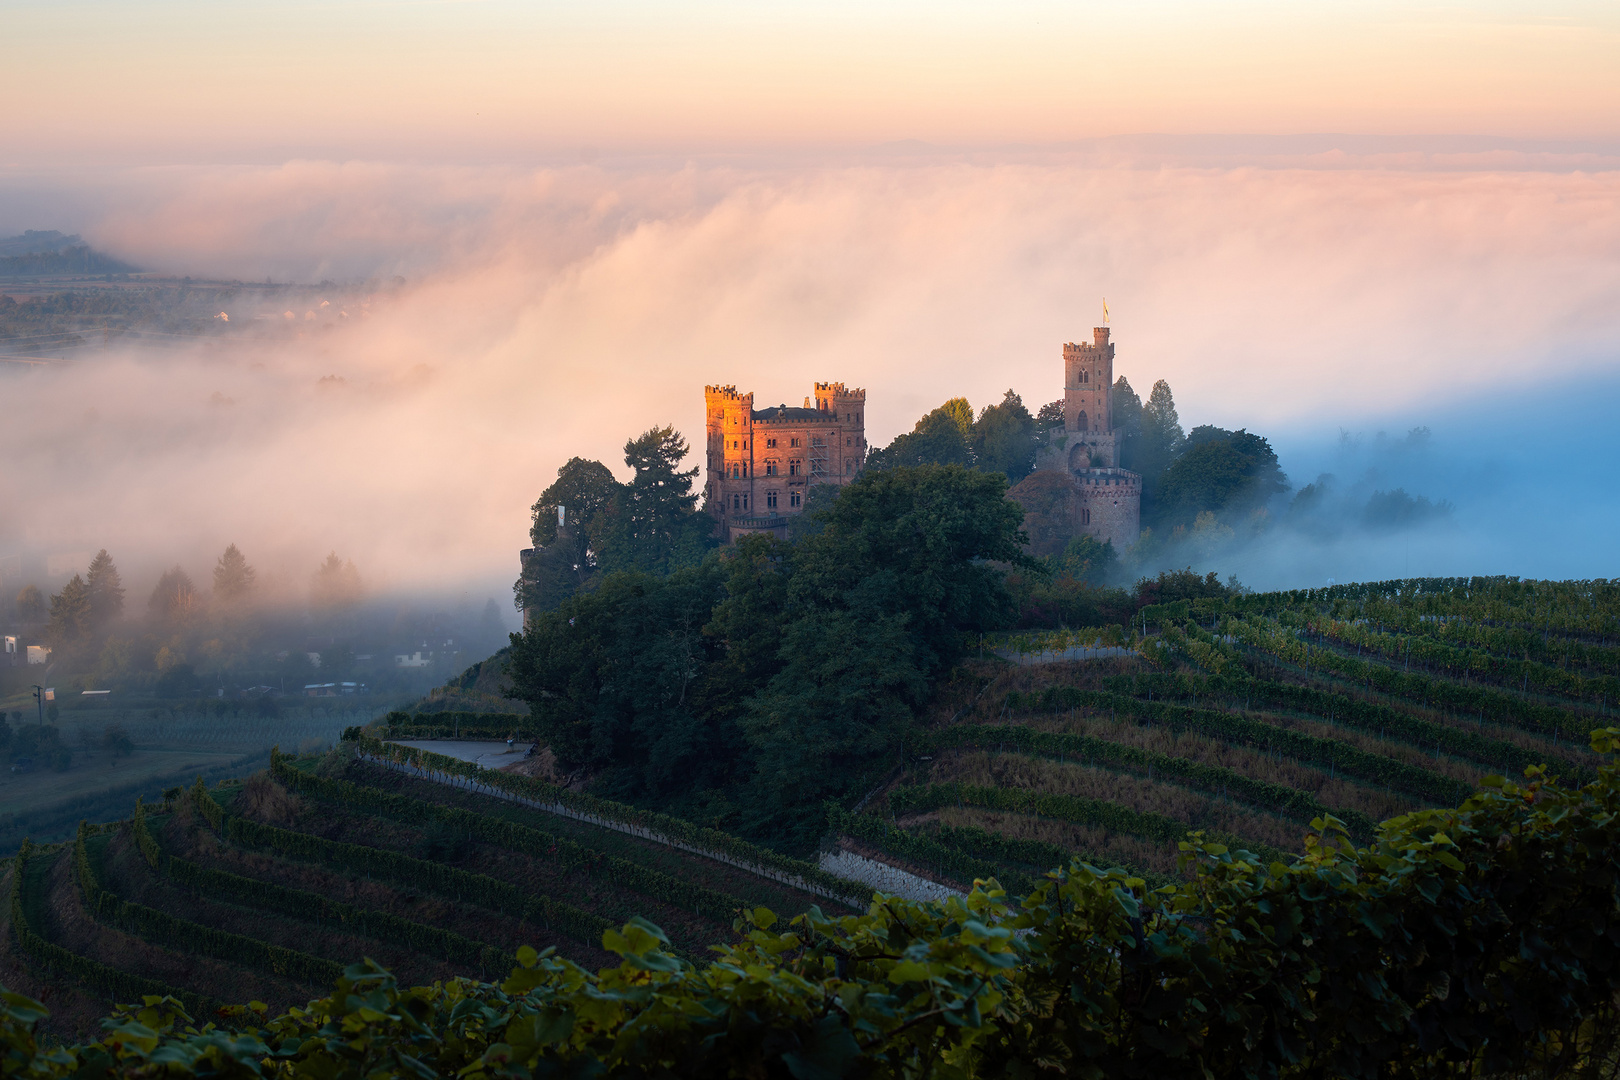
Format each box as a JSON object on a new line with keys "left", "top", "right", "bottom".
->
{"left": 839, "top": 576, "right": 1614, "bottom": 895}
{"left": 3, "top": 573, "right": 1617, "bottom": 1057}
{"left": 0, "top": 745, "right": 849, "bottom": 1040}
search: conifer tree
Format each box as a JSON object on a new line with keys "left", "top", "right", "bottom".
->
{"left": 84, "top": 549, "right": 125, "bottom": 628}
{"left": 311, "top": 553, "right": 362, "bottom": 612}
{"left": 1111, "top": 377, "right": 1144, "bottom": 466}
{"left": 1135, "top": 378, "right": 1186, "bottom": 495}
{"left": 47, "top": 574, "right": 93, "bottom": 645}
{"left": 212, "top": 543, "right": 256, "bottom": 604}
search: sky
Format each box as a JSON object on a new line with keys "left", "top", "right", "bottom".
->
{"left": 1, "top": 2, "right": 1617, "bottom": 598}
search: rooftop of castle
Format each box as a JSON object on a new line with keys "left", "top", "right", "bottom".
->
{"left": 751, "top": 405, "right": 829, "bottom": 422}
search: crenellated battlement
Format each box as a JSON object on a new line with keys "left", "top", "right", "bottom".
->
{"left": 705, "top": 379, "right": 868, "bottom": 541}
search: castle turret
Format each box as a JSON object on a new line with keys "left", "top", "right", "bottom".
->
{"left": 1030, "top": 327, "right": 1140, "bottom": 547}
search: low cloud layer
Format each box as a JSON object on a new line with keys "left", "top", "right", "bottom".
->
{"left": 2, "top": 149, "right": 1617, "bottom": 600}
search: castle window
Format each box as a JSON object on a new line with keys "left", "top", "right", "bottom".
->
{"left": 790, "top": 437, "right": 799, "bottom": 447}
{"left": 845, "top": 461, "right": 852, "bottom": 474}
{"left": 1082, "top": 508, "right": 1091, "bottom": 525}
{"left": 790, "top": 491, "right": 801, "bottom": 507}
{"left": 732, "top": 494, "right": 740, "bottom": 510}
{"left": 789, "top": 461, "right": 800, "bottom": 476}
{"left": 766, "top": 491, "right": 777, "bottom": 509}
{"left": 765, "top": 462, "right": 777, "bottom": 476}
{"left": 767, "top": 438, "right": 777, "bottom": 448}
{"left": 743, "top": 494, "right": 749, "bottom": 510}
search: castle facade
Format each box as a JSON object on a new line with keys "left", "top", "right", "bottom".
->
{"left": 704, "top": 382, "right": 867, "bottom": 541}
{"left": 1031, "top": 327, "right": 1142, "bottom": 549}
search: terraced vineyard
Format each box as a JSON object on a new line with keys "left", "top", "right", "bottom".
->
{"left": 837, "top": 576, "right": 1613, "bottom": 894}
{"left": 0, "top": 746, "right": 851, "bottom": 1040}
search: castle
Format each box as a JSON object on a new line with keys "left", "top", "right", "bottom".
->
{"left": 1028, "top": 327, "right": 1142, "bottom": 550}
{"left": 704, "top": 382, "right": 867, "bottom": 541}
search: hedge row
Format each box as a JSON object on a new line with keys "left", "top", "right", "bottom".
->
{"left": 885, "top": 782, "right": 1288, "bottom": 866}
{"left": 165, "top": 856, "right": 512, "bottom": 972}
{"left": 190, "top": 777, "right": 225, "bottom": 831}
{"left": 381, "top": 710, "right": 534, "bottom": 739}
{"left": 1229, "top": 615, "right": 1606, "bottom": 741}
{"left": 271, "top": 749, "right": 747, "bottom": 925}
{"left": 349, "top": 734, "right": 861, "bottom": 903}
{"left": 1353, "top": 601, "right": 1620, "bottom": 675}
{"left": 1315, "top": 614, "right": 1620, "bottom": 704}
{"left": 926, "top": 723, "right": 1378, "bottom": 841}
{"left": 1105, "top": 665, "right": 1581, "bottom": 779}
{"left": 927, "top": 820, "right": 1172, "bottom": 892}
{"left": 223, "top": 815, "right": 618, "bottom": 953}
{"left": 131, "top": 797, "right": 162, "bottom": 870}
{"left": 1005, "top": 684, "right": 1476, "bottom": 807}
{"left": 9, "top": 839, "right": 218, "bottom": 1016}
{"left": 74, "top": 821, "right": 344, "bottom": 987}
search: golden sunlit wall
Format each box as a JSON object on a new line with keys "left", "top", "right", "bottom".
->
{"left": 4, "top": 1, "right": 1619, "bottom": 160}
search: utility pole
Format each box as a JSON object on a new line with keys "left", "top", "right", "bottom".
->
{"left": 31, "top": 684, "right": 52, "bottom": 725}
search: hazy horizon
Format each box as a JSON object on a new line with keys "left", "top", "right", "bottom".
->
{"left": 3, "top": 2, "right": 1617, "bottom": 600}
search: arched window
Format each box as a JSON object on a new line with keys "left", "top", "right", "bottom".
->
{"left": 1076, "top": 411, "right": 1088, "bottom": 432}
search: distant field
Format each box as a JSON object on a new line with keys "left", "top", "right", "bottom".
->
{"left": 0, "top": 709, "right": 370, "bottom": 848}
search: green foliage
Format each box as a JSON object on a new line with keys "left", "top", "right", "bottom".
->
{"left": 1133, "top": 377, "right": 1185, "bottom": 491}
{"left": 225, "top": 812, "right": 619, "bottom": 952}
{"left": 528, "top": 455, "right": 618, "bottom": 550}
{"left": 209, "top": 543, "right": 255, "bottom": 604}
{"left": 1005, "top": 684, "right": 1475, "bottom": 806}
{"left": 131, "top": 797, "right": 162, "bottom": 870}
{"left": 867, "top": 400, "right": 974, "bottom": 470}
{"left": 886, "top": 781, "right": 1287, "bottom": 865}
{"left": 76, "top": 819, "right": 345, "bottom": 987}
{"left": 509, "top": 464, "right": 1033, "bottom": 844}
{"left": 382, "top": 710, "right": 532, "bottom": 740}
{"left": 8, "top": 839, "right": 219, "bottom": 1021}
{"left": 969, "top": 390, "right": 1037, "bottom": 483}
{"left": 46, "top": 573, "right": 93, "bottom": 647}
{"left": 85, "top": 549, "right": 125, "bottom": 627}
{"left": 349, "top": 736, "right": 863, "bottom": 904}
{"left": 591, "top": 425, "right": 715, "bottom": 577}
{"left": 1153, "top": 427, "right": 1287, "bottom": 529}
{"left": 272, "top": 748, "right": 749, "bottom": 925}
{"left": 6, "top": 740, "right": 1620, "bottom": 1077}
{"left": 926, "top": 722, "right": 1378, "bottom": 840}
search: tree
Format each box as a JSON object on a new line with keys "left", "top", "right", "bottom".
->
{"left": 1035, "top": 399, "right": 1065, "bottom": 430}
{"left": 529, "top": 457, "right": 618, "bottom": 550}
{"left": 1111, "top": 377, "right": 1144, "bottom": 466}
{"left": 311, "top": 553, "right": 362, "bottom": 612}
{"left": 590, "top": 427, "right": 714, "bottom": 577}
{"left": 148, "top": 566, "right": 200, "bottom": 624}
{"left": 212, "top": 543, "right": 256, "bottom": 604}
{"left": 1134, "top": 378, "right": 1186, "bottom": 496}
{"left": 84, "top": 549, "right": 124, "bottom": 628}
{"left": 516, "top": 458, "right": 619, "bottom": 612}
{"left": 15, "top": 585, "right": 44, "bottom": 622}
{"left": 868, "top": 402, "right": 973, "bottom": 470}
{"left": 1154, "top": 428, "right": 1287, "bottom": 528}
{"left": 970, "top": 390, "right": 1037, "bottom": 483}
{"left": 47, "top": 575, "right": 93, "bottom": 646}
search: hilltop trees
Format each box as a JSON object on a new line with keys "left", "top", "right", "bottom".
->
{"left": 1153, "top": 427, "right": 1287, "bottom": 529}
{"left": 508, "top": 464, "right": 1033, "bottom": 844}
{"left": 969, "top": 390, "right": 1037, "bottom": 483}
{"left": 15, "top": 585, "right": 45, "bottom": 622}
{"left": 46, "top": 574, "right": 93, "bottom": 647}
{"left": 592, "top": 426, "right": 714, "bottom": 577}
{"left": 1133, "top": 378, "right": 1185, "bottom": 493}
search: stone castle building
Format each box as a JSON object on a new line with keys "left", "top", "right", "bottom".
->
{"left": 1029, "top": 327, "right": 1141, "bottom": 550}
{"left": 704, "top": 382, "right": 867, "bottom": 541}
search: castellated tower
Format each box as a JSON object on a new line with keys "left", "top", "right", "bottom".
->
{"left": 705, "top": 381, "right": 867, "bottom": 542}
{"left": 1030, "top": 327, "right": 1141, "bottom": 550}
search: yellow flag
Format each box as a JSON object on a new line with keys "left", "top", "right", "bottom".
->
{"left": 1102, "top": 297, "right": 1110, "bottom": 323}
